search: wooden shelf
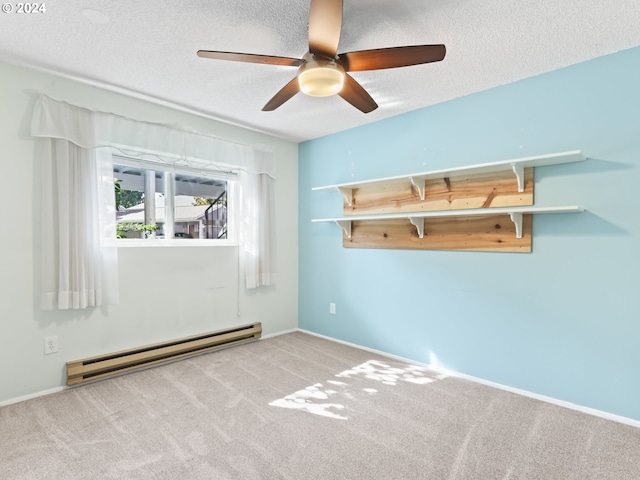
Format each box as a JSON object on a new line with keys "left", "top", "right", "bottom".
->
{"left": 312, "top": 150, "right": 586, "bottom": 205}
{"left": 312, "top": 205, "right": 583, "bottom": 239}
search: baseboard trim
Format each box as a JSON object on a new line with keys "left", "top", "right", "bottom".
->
{"left": 0, "top": 386, "right": 67, "bottom": 408}
{"left": 298, "top": 328, "right": 640, "bottom": 429}
{"left": 261, "top": 328, "right": 298, "bottom": 340}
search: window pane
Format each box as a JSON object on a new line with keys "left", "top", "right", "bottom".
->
{"left": 114, "top": 164, "right": 165, "bottom": 239}
{"left": 173, "top": 173, "right": 227, "bottom": 239}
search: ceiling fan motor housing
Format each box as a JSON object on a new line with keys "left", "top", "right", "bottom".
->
{"left": 297, "top": 53, "right": 346, "bottom": 97}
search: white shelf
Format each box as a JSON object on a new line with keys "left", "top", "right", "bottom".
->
{"left": 312, "top": 205, "right": 583, "bottom": 239}
{"left": 312, "top": 150, "right": 586, "bottom": 204}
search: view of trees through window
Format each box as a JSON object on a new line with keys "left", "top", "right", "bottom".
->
{"left": 113, "top": 163, "right": 228, "bottom": 240}
{"left": 114, "top": 181, "right": 143, "bottom": 210}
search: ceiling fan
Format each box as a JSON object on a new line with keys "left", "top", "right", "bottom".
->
{"left": 197, "top": 0, "right": 446, "bottom": 113}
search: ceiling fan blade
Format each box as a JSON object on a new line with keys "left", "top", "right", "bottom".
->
{"left": 308, "top": 0, "right": 343, "bottom": 58}
{"left": 262, "top": 77, "right": 301, "bottom": 111}
{"left": 340, "top": 44, "right": 446, "bottom": 72}
{"left": 197, "top": 50, "right": 304, "bottom": 67}
{"left": 338, "top": 74, "right": 378, "bottom": 113}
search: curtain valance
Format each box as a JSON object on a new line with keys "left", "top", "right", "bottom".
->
{"left": 30, "top": 94, "right": 276, "bottom": 178}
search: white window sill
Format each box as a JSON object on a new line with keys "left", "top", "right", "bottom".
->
{"left": 116, "top": 239, "right": 238, "bottom": 248}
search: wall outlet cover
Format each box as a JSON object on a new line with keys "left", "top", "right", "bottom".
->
{"left": 44, "top": 336, "right": 58, "bottom": 355}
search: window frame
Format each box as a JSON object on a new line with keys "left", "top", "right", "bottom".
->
{"left": 112, "top": 155, "right": 238, "bottom": 248}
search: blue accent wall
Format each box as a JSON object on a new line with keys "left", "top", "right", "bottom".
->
{"left": 298, "top": 47, "right": 640, "bottom": 421}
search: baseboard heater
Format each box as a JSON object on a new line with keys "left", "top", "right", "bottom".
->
{"left": 66, "top": 322, "right": 262, "bottom": 386}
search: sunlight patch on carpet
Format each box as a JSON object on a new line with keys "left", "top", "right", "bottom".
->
{"left": 269, "top": 360, "right": 446, "bottom": 420}
{"left": 336, "top": 360, "right": 442, "bottom": 386}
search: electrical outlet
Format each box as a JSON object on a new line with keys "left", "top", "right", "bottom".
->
{"left": 329, "top": 303, "right": 336, "bottom": 315}
{"left": 44, "top": 336, "right": 58, "bottom": 355}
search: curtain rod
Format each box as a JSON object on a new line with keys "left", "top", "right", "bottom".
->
{"left": 112, "top": 153, "right": 238, "bottom": 180}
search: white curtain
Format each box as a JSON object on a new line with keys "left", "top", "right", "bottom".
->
{"left": 32, "top": 94, "right": 277, "bottom": 298}
{"left": 38, "top": 139, "right": 118, "bottom": 309}
{"left": 240, "top": 171, "right": 277, "bottom": 288}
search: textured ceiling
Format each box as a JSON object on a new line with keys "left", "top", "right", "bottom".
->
{"left": 1, "top": 0, "right": 639, "bottom": 142}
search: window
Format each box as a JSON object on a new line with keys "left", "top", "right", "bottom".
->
{"left": 113, "top": 158, "right": 231, "bottom": 242}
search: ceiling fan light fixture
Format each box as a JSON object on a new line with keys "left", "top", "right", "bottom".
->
{"left": 298, "top": 58, "right": 345, "bottom": 97}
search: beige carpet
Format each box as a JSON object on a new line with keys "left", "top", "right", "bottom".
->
{"left": 1, "top": 332, "right": 639, "bottom": 479}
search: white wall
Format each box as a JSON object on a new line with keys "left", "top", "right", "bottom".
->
{"left": 0, "top": 61, "right": 298, "bottom": 403}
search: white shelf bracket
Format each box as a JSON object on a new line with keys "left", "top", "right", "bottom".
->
{"left": 336, "top": 220, "right": 352, "bottom": 239}
{"left": 409, "top": 217, "right": 425, "bottom": 239}
{"left": 509, "top": 212, "right": 523, "bottom": 239}
{"left": 336, "top": 187, "right": 353, "bottom": 207}
{"left": 511, "top": 163, "right": 525, "bottom": 192}
{"left": 409, "top": 176, "right": 426, "bottom": 200}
